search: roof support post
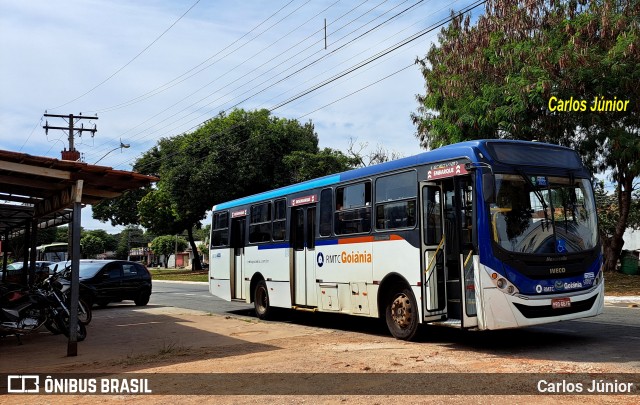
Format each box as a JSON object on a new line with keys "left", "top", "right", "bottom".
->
{"left": 1, "top": 232, "right": 7, "bottom": 283}
{"left": 67, "top": 180, "right": 83, "bottom": 357}
{"left": 29, "top": 219, "right": 38, "bottom": 286}
{"left": 21, "top": 222, "right": 30, "bottom": 285}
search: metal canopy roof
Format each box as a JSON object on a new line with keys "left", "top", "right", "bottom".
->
{"left": 0, "top": 149, "right": 158, "bottom": 237}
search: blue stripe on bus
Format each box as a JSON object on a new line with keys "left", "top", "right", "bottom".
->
{"left": 316, "top": 239, "right": 339, "bottom": 246}
{"left": 257, "top": 242, "right": 290, "bottom": 250}
{"left": 213, "top": 174, "right": 341, "bottom": 210}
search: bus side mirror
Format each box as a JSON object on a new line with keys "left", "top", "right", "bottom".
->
{"left": 482, "top": 173, "right": 496, "bottom": 203}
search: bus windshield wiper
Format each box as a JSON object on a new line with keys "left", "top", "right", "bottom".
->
{"left": 516, "top": 169, "right": 550, "bottom": 225}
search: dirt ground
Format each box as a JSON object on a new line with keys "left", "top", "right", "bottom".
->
{"left": 1, "top": 305, "right": 638, "bottom": 404}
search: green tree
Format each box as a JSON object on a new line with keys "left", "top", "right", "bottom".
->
{"left": 595, "top": 182, "right": 640, "bottom": 250}
{"left": 150, "top": 235, "right": 188, "bottom": 268}
{"left": 283, "top": 148, "right": 359, "bottom": 183}
{"left": 192, "top": 224, "right": 211, "bottom": 243}
{"left": 115, "top": 226, "right": 144, "bottom": 260}
{"left": 83, "top": 229, "right": 118, "bottom": 252}
{"left": 413, "top": 0, "right": 640, "bottom": 272}
{"left": 81, "top": 234, "right": 105, "bottom": 258}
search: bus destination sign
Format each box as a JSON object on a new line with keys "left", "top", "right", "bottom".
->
{"left": 427, "top": 162, "right": 468, "bottom": 180}
{"left": 291, "top": 195, "right": 317, "bottom": 206}
{"left": 231, "top": 209, "right": 247, "bottom": 218}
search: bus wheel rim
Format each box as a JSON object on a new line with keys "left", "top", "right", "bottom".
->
{"left": 391, "top": 294, "right": 412, "bottom": 329}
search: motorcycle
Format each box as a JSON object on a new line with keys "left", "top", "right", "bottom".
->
{"left": 0, "top": 269, "right": 87, "bottom": 344}
{"left": 44, "top": 266, "right": 93, "bottom": 325}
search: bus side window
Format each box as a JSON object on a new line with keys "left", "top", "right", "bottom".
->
{"left": 249, "top": 202, "right": 272, "bottom": 243}
{"left": 319, "top": 188, "right": 332, "bottom": 236}
{"left": 335, "top": 182, "right": 372, "bottom": 235}
{"left": 375, "top": 171, "right": 417, "bottom": 230}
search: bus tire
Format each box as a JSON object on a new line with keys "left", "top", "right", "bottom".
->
{"left": 254, "top": 280, "right": 272, "bottom": 320}
{"left": 385, "top": 285, "right": 419, "bottom": 340}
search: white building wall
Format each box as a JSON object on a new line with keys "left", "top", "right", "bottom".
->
{"left": 623, "top": 229, "right": 640, "bottom": 252}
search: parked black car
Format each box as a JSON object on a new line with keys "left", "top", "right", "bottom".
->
{"left": 73, "top": 260, "right": 152, "bottom": 307}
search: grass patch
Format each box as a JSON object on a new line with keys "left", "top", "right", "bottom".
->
{"left": 150, "top": 268, "right": 208, "bottom": 282}
{"left": 114, "top": 341, "right": 191, "bottom": 367}
{"left": 604, "top": 271, "right": 640, "bottom": 296}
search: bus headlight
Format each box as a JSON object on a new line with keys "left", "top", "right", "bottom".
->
{"left": 486, "top": 269, "right": 519, "bottom": 295}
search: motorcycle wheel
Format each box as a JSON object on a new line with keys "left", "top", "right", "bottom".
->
{"left": 45, "top": 320, "right": 62, "bottom": 335}
{"left": 58, "top": 318, "right": 87, "bottom": 342}
{"left": 77, "top": 299, "right": 92, "bottom": 325}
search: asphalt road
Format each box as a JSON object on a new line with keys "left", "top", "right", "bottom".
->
{"left": 137, "top": 280, "right": 640, "bottom": 370}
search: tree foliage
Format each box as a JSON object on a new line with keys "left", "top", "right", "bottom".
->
{"left": 413, "top": 0, "right": 640, "bottom": 271}
{"left": 80, "top": 234, "right": 105, "bottom": 258}
{"left": 150, "top": 235, "right": 188, "bottom": 268}
{"left": 595, "top": 182, "right": 640, "bottom": 240}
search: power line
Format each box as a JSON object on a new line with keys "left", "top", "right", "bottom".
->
{"left": 82, "top": 0, "right": 309, "bottom": 161}
{"left": 19, "top": 116, "right": 43, "bottom": 152}
{"left": 103, "top": 0, "right": 412, "bottom": 162}
{"left": 88, "top": 0, "right": 301, "bottom": 115}
{"left": 85, "top": 0, "right": 378, "bottom": 161}
{"left": 271, "top": 0, "right": 486, "bottom": 111}
{"left": 48, "top": 0, "right": 202, "bottom": 110}
{"left": 257, "top": 0, "right": 462, "bottom": 110}
{"left": 108, "top": 0, "right": 451, "bottom": 169}
{"left": 119, "top": 0, "right": 487, "bottom": 173}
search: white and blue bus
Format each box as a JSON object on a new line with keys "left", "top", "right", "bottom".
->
{"left": 209, "top": 140, "right": 603, "bottom": 340}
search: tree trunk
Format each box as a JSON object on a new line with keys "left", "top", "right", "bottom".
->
{"left": 187, "top": 227, "right": 203, "bottom": 271}
{"left": 601, "top": 173, "right": 633, "bottom": 273}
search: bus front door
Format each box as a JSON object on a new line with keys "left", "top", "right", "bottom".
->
{"left": 421, "top": 183, "right": 447, "bottom": 321}
{"left": 230, "top": 217, "right": 246, "bottom": 300}
{"left": 421, "top": 176, "right": 477, "bottom": 327}
{"left": 291, "top": 206, "right": 317, "bottom": 307}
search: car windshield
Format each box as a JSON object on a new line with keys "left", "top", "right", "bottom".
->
{"left": 6, "top": 263, "right": 23, "bottom": 271}
{"left": 77, "top": 262, "right": 108, "bottom": 279}
{"left": 490, "top": 174, "right": 598, "bottom": 254}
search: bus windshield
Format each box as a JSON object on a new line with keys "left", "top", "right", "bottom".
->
{"left": 490, "top": 174, "right": 597, "bottom": 254}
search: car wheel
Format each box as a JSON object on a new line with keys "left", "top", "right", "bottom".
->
{"left": 96, "top": 299, "right": 110, "bottom": 308}
{"left": 134, "top": 289, "right": 150, "bottom": 306}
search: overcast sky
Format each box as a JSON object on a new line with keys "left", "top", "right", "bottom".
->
{"left": 0, "top": 0, "right": 481, "bottom": 233}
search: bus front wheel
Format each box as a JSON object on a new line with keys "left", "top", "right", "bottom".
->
{"left": 385, "top": 286, "right": 419, "bottom": 340}
{"left": 254, "top": 280, "right": 272, "bottom": 320}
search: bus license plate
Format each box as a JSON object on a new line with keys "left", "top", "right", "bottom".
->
{"left": 552, "top": 298, "right": 571, "bottom": 309}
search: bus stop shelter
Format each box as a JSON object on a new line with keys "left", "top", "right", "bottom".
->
{"left": 0, "top": 149, "right": 157, "bottom": 356}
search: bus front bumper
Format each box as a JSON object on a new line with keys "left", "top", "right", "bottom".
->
{"left": 480, "top": 282, "right": 604, "bottom": 330}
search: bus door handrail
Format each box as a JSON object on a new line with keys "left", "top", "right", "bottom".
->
{"left": 424, "top": 235, "right": 445, "bottom": 284}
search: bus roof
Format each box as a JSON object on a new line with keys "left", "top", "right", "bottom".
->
{"left": 212, "top": 140, "right": 583, "bottom": 211}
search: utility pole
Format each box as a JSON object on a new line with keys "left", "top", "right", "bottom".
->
{"left": 43, "top": 113, "right": 97, "bottom": 161}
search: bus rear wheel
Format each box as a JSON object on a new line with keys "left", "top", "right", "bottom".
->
{"left": 254, "top": 280, "right": 272, "bottom": 320}
{"left": 385, "top": 286, "right": 419, "bottom": 340}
